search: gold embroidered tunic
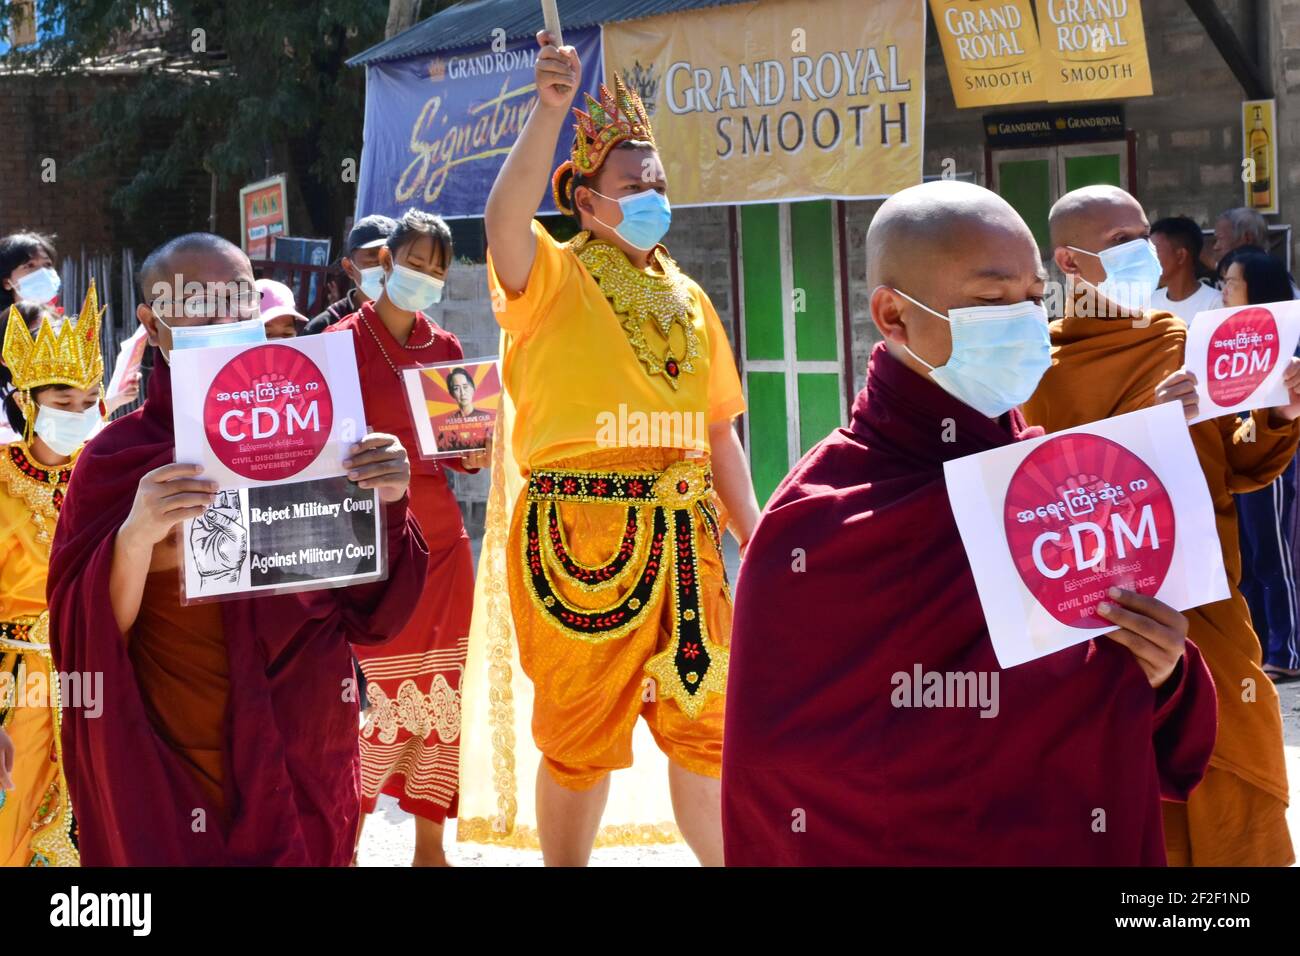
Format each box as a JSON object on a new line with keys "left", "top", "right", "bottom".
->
{"left": 488, "top": 220, "right": 746, "bottom": 472}
{"left": 0, "top": 441, "right": 78, "bottom": 866}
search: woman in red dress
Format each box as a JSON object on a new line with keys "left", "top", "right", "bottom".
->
{"left": 328, "top": 209, "right": 485, "bottom": 866}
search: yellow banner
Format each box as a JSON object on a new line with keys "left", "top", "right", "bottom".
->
{"left": 1243, "top": 99, "right": 1278, "bottom": 214}
{"left": 929, "top": 0, "right": 1045, "bottom": 108}
{"left": 1036, "top": 0, "right": 1152, "bottom": 102}
{"left": 601, "top": 0, "right": 924, "bottom": 205}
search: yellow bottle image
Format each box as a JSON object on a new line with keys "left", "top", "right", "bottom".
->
{"left": 1249, "top": 106, "right": 1271, "bottom": 209}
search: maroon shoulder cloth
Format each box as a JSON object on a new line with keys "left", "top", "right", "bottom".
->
{"left": 722, "top": 342, "right": 1217, "bottom": 866}
{"left": 47, "top": 353, "right": 429, "bottom": 865}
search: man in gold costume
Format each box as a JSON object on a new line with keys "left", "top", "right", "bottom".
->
{"left": 0, "top": 282, "right": 105, "bottom": 866}
{"left": 483, "top": 32, "right": 760, "bottom": 867}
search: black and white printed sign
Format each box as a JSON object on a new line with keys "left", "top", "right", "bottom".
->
{"left": 183, "top": 475, "right": 384, "bottom": 600}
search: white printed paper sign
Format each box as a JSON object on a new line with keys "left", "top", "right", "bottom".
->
{"left": 1184, "top": 300, "right": 1300, "bottom": 424}
{"left": 944, "top": 402, "right": 1229, "bottom": 668}
{"left": 172, "top": 332, "right": 368, "bottom": 487}
{"left": 182, "top": 475, "right": 384, "bottom": 600}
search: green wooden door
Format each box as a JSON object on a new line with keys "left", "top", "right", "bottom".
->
{"left": 739, "top": 201, "right": 847, "bottom": 506}
{"left": 993, "top": 142, "right": 1127, "bottom": 255}
{"left": 996, "top": 156, "right": 1052, "bottom": 250}
{"left": 1062, "top": 150, "right": 1123, "bottom": 192}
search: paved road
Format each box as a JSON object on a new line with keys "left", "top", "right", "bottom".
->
{"left": 359, "top": 677, "right": 1300, "bottom": 867}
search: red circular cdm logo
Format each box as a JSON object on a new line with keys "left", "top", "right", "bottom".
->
{"left": 203, "top": 344, "right": 333, "bottom": 481}
{"left": 1003, "top": 434, "right": 1175, "bottom": 628}
{"left": 1206, "top": 307, "right": 1279, "bottom": 407}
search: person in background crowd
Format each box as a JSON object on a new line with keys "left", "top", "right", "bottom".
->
{"left": 0, "top": 289, "right": 106, "bottom": 867}
{"left": 0, "top": 232, "right": 137, "bottom": 433}
{"left": 327, "top": 208, "right": 483, "bottom": 866}
{"left": 1025, "top": 184, "right": 1299, "bottom": 867}
{"left": 0, "top": 232, "right": 59, "bottom": 312}
{"left": 256, "top": 278, "right": 308, "bottom": 339}
{"left": 304, "top": 216, "right": 397, "bottom": 334}
{"left": 1150, "top": 217, "right": 1223, "bottom": 322}
{"left": 1213, "top": 207, "right": 1270, "bottom": 266}
{"left": 323, "top": 265, "right": 348, "bottom": 310}
{"left": 1222, "top": 248, "right": 1300, "bottom": 684}
{"left": 1212, "top": 207, "right": 1300, "bottom": 297}
{"left": 49, "top": 232, "right": 428, "bottom": 865}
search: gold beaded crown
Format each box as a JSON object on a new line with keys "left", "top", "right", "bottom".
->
{"left": 3, "top": 279, "right": 105, "bottom": 392}
{"left": 552, "top": 75, "right": 657, "bottom": 215}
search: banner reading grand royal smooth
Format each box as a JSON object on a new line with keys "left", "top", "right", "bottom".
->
{"left": 930, "top": 0, "right": 1045, "bottom": 108}
{"left": 601, "top": 0, "right": 924, "bottom": 205}
{"left": 356, "top": 27, "right": 602, "bottom": 220}
{"left": 1035, "top": 0, "right": 1152, "bottom": 102}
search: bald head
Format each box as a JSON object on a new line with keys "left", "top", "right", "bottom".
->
{"left": 866, "top": 181, "right": 1046, "bottom": 389}
{"left": 1048, "top": 185, "right": 1146, "bottom": 252}
{"left": 868, "top": 181, "right": 1038, "bottom": 290}
{"left": 136, "top": 232, "right": 258, "bottom": 362}
{"left": 139, "top": 232, "right": 249, "bottom": 301}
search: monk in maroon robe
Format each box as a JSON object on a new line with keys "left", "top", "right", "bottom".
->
{"left": 722, "top": 182, "right": 1218, "bottom": 866}
{"left": 49, "top": 234, "right": 429, "bottom": 865}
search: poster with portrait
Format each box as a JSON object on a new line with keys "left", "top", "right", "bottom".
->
{"left": 170, "top": 333, "right": 385, "bottom": 601}
{"left": 401, "top": 357, "right": 501, "bottom": 460}
{"left": 944, "top": 402, "right": 1228, "bottom": 668}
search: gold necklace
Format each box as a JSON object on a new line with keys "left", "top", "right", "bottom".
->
{"left": 573, "top": 233, "right": 700, "bottom": 390}
{"left": 0, "top": 442, "right": 75, "bottom": 547}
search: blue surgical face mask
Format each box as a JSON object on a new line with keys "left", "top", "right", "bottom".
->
{"left": 1067, "top": 238, "right": 1162, "bottom": 315}
{"left": 358, "top": 265, "right": 386, "bottom": 301}
{"left": 14, "top": 266, "right": 61, "bottom": 305}
{"left": 157, "top": 314, "right": 268, "bottom": 352}
{"left": 34, "top": 403, "right": 100, "bottom": 456}
{"left": 892, "top": 288, "right": 1051, "bottom": 418}
{"left": 592, "top": 188, "right": 672, "bottom": 251}
{"left": 383, "top": 262, "right": 444, "bottom": 313}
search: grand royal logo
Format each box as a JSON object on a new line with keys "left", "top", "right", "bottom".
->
{"left": 622, "top": 60, "right": 660, "bottom": 116}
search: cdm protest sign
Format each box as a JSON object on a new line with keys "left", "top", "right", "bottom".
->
{"left": 945, "top": 402, "right": 1228, "bottom": 668}
{"left": 1184, "top": 300, "right": 1300, "bottom": 425}
{"left": 931, "top": 0, "right": 1153, "bottom": 108}
{"left": 171, "top": 333, "right": 384, "bottom": 601}
{"left": 601, "top": 0, "right": 925, "bottom": 205}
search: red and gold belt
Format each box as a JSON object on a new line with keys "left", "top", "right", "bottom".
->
{"left": 521, "top": 459, "right": 726, "bottom": 719}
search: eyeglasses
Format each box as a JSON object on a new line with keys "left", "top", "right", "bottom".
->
{"left": 152, "top": 290, "right": 261, "bottom": 320}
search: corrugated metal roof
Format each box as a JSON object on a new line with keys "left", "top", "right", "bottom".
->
{"left": 348, "top": 0, "right": 753, "bottom": 66}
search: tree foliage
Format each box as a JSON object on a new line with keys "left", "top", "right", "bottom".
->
{"left": 0, "top": 1, "right": 402, "bottom": 247}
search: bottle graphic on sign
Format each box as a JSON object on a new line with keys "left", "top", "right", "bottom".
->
{"left": 1249, "top": 106, "right": 1271, "bottom": 209}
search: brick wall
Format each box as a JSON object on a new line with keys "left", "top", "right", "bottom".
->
{"left": 0, "top": 74, "right": 118, "bottom": 252}
{"left": 0, "top": 70, "right": 248, "bottom": 267}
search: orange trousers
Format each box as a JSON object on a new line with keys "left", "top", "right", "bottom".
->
{"left": 507, "top": 450, "right": 730, "bottom": 790}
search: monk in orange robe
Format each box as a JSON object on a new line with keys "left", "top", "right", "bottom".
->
{"left": 1023, "top": 185, "right": 1299, "bottom": 866}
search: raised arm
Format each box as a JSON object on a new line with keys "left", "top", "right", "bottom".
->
{"left": 484, "top": 30, "right": 580, "bottom": 294}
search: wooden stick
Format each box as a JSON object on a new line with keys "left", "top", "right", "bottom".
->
{"left": 541, "top": 0, "right": 563, "bottom": 47}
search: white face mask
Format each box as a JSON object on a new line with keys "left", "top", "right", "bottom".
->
{"left": 14, "top": 267, "right": 61, "bottom": 305}
{"left": 34, "top": 403, "right": 100, "bottom": 456}
{"left": 383, "top": 262, "right": 445, "bottom": 313}
{"left": 1066, "top": 238, "right": 1163, "bottom": 314}
{"left": 891, "top": 288, "right": 1051, "bottom": 418}
{"left": 155, "top": 314, "right": 268, "bottom": 354}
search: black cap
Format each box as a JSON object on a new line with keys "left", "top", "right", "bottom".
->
{"left": 345, "top": 215, "right": 398, "bottom": 255}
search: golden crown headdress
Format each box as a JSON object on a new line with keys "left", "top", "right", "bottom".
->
{"left": 552, "top": 75, "right": 657, "bottom": 215}
{"left": 3, "top": 279, "right": 105, "bottom": 393}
